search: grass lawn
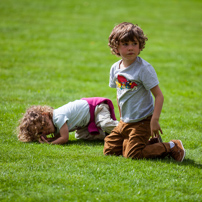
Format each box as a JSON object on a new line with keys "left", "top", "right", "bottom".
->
{"left": 0, "top": 0, "right": 202, "bottom": 201}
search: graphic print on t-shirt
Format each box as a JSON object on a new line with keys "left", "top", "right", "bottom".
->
{"left": 116, "top": 75, "right": 138, "bottom": 90}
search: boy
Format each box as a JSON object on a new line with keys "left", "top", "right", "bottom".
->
{"left": 17, "top": 97, "right": 119, "bottom": 144}
{"left": 103, "top": 22, "right": 185, "bottom": 162}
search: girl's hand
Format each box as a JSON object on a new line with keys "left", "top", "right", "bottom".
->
{"left": 39, "top": 135, "right": 50, "bottom": 144}
{"left": 38, "top": 133, "right": 61, "bottom": 143}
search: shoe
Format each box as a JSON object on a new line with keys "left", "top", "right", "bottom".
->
{"left": 170, "top": 140, "right": 185, "bottom": 162}
{"left": 147, "top": 134, "right": 163, "bottom": 145}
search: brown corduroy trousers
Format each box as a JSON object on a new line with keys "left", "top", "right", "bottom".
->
{"left": 103, "top": 116, "right": 171, "bottom": 159}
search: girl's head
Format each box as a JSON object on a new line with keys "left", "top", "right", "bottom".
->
{"left": 17, "top": 105, "right": 54, "bottom": 142}
{"left": 108, "top": 22, "right": 148, "bottom": 56}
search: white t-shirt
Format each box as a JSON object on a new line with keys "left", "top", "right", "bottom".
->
{"left": 53, "top": 100, "right": 90, "bottom": 132}
{"left": 109, "top": 56, "right": 159, "bottom": 123}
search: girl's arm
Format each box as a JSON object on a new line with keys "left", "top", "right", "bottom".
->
{"left": 150, "top": 85, "right": 164, "bottom": 138}
{"left": 40, "top": 123, "right": 69, "bottom": 145}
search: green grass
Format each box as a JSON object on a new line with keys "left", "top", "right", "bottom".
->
{"left": 1, "top": 0, "right": 202, "bottom": 201}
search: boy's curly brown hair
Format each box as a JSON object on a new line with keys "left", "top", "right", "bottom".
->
{"left": 17, "top": 105, "right": 53, "bottom": 142}
{"left": 108, "top": 22, "right": 148, "bottom": 56}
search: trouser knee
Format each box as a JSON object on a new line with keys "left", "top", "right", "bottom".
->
{"left": 125, "top": 150, "right": 143, "bottom": 159}
{"left": 124, "top": 144, "right": 144, "bottom": 159}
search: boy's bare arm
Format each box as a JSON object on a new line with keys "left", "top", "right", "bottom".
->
{"left": 40, "top": 123, "right": 69, "bottom": 144}
{"left": 150, "top": 85, "right": 164, "bottom": 138}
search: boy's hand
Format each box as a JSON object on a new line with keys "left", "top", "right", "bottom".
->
{"left": 150, "top": 118, "right": 163, "bottom": 138}
{"left": 150, "top": 85, "right": 164, "bottom": 139}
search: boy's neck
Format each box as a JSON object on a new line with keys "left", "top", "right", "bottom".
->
{"left": 120, "top": 57, "right": 137, "bottom": 69}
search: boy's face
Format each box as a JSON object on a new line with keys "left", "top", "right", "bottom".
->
{"left": 116, "top": 38, "right": 141, "bottom": 63}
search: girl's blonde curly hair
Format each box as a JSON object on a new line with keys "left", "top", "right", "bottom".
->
{"left": 108, "top": 22, "right": 148, "bottom": 56}
{"left": 17, "top": 105, "right": 53, "bottom": 142}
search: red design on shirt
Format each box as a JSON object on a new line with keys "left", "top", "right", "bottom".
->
{"left": 117, "top": 75, "right": 137, "bottom": 89}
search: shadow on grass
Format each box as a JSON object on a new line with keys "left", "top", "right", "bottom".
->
{"left": 180, "top": 158, "right": 202, "bottom": 169}
{"left": 149, "top": 157, "right": 202, "bottom": 169}
{"left": 25, "top": 139, "right": 104, "bottom": 147}
{"left": 33, "top": 139, "right": 202, "bottom": 168}
{"left": 64, "top": 139, "right": 104, "bottom": 146}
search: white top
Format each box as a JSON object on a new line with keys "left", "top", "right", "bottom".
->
{"left": 53, "top": 100, "right": 90, "bottom": 132}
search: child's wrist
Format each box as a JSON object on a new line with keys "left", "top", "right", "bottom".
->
{"left": 151, "top": 116, "right": 159, "bottom": 121}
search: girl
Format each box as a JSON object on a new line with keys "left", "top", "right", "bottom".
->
{"left": 17, "top": 97, "right": 119, "bottom": 144}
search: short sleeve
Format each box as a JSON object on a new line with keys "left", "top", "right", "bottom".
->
{"left": 109, "top": 64, "right": 118, "bottom": 88}
{"left": 53, "top": 114, "right": 69, "bottom": 130}
{"left": 140, "top": 64, "right": 159, "bottom": 90}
